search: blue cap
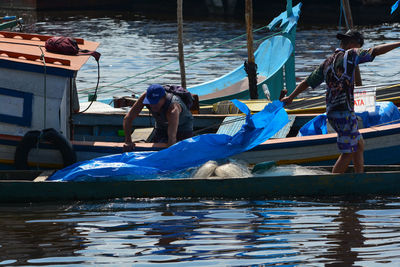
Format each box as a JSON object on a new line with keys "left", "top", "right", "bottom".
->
{"left": 143, "top": 84, "right": 166, "bottom": 105}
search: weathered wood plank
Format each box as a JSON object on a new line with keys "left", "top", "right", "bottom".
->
{"left": 34, "top": 170, "right": 56, "bottom": 182}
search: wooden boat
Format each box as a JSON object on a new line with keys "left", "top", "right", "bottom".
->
{"left": 2, "top": 165, "right": 400, "bottom": 203}
{"left": 188, "top": 35, "right": 293, "bottom": 104}
{"left": 3, "top": 91, "right": 400, "bottom": 170}
{"left": 0, "top": 30, "right": 101, "bottom": 169}
{"left": 0, "top": 16, "right": 23, "bottom": 31}
{"left": 188, "top": 3, "right": 301, "bottom": 104}
{"left": 233, "top": 120, "right": 400, "bottom": 166}
{"left": 285, "top": 83, "right": 400, "bottom": 114}
{"left": 10, "top": 109, "right": 393, "bottom": 169}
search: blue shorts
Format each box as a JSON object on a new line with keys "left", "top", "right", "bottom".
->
{"left": 327, "top": 111, "right": 362, "bottom": 153}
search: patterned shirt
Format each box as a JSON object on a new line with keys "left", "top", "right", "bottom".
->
{"left": 306, "top": 48, "right": 375, "bottom": 113}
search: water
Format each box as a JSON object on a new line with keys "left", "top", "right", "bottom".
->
{"left": 2, "top": 9, "right": 400, "bottom": 266}
{"left": 7, "top": 10, "right": 400, "bottom": 102}
{"left": 2, "top": 198, "right": 400, "bottom": 266}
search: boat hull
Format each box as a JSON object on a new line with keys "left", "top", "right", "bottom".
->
{"left": 234, "top": 122, "right": 400, "bottom": 166}
{"left": 2, "top": 167, "right": 400, "bottom": 203}
{"left": 2, "top": 120, "right": 400, "bottom": 169}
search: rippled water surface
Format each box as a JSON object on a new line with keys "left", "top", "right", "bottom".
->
{"left": 2, "top": 198, "right": 400, "bottom": 266}
{"left": 1, "top": 9, "right": 400, "bottom": 266}
{"left": 4, "top": 9, "right": 400, "bottom": 101}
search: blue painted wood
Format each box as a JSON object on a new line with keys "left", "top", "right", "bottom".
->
{"left": 188, "top": 36, "right": 294, "bottom": 103}
{"left": 187, "top": 3, "right": 302, "bottom": 104}
{"left": 0, "top": 59, "right": 76, "bottom": 78}
{"left": 0, "top": 87, "right": 33, "bottom": 127}
{"left": 267, "top": 3, "right": 302, "bottom": 97}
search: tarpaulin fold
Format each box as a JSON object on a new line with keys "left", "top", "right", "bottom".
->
{"left": 298, "top": 101, "right": 400, "bottom": 137}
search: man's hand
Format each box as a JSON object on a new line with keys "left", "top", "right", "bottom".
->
{"left": 280, "top": 96, "right": 293, "bottom": 106}
{"left": 123, "top": 141, "right": 135, "bottom": 152}
{"left": 280, "top": 80, "right": 309, "bottom": 106}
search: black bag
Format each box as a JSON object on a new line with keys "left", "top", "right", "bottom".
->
{"left": 45, "top": 36, "right": 101, "bottom": 62}
{"left": 45, "top": 37, "right": 79, "bottom": 55}
{"left": 163, "top": 85, "right": 194, "bottom": 109}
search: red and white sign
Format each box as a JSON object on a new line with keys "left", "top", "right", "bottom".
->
{"left": 354, "top": 87, "right": 376, "bottom": 113}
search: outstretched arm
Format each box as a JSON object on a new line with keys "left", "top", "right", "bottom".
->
{"left": 280, "top": 79, "right": 310, "bottom": 105}
{"left": 372, "top": 42, "right": 400, "bottom": 57}
{"left": 123, "top": 93, "right": 145, "bottom": 151}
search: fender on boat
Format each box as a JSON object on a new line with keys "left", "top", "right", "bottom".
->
{"left": 14, "top": 128, "right": 76, "bottom": 170}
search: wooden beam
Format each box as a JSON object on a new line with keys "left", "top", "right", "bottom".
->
{"left": 341, "top": 0, "right": 362, "bottom": 86}
{"left": 177, "top": 0, "right": 186, "bottom": 88}
{"left": 245, "top": 0, "right": 258, "bottom": 99}
{"left": 34, "top": 170, "right": 56, "bottom": 182}
{"left": 0, "top": 49, "right": 71, "bottom": 66}
{"left": 341, "top": 0, "right": 354, "bottom": 28}
{"left": 0, "top": 31, "right": 84, "bottom": 44}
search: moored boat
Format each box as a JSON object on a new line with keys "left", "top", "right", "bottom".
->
{"left": 187, "top": 2, "right": 301, "bottom": 104}
{"left": 2, "top": 165, "right": 400, "bottom": 203}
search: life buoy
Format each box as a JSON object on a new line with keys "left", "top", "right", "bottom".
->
{"left": 14, "top": 128, "right": 76, "bottom": 170}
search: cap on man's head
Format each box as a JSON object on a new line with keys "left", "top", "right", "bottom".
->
{"left": 336, "top": 30, "right": 364, "bottom": 46}
{"left": 143, "top": 84, "right": 166, "bottom": 105}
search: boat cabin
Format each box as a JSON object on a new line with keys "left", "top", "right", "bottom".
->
{"left": 0, "top": 31, "right": 99, "bottom": 139}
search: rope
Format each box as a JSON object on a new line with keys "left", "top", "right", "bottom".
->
{"left": 78, "top": 58, "right": 101, "bottom": 113}
{"left": 78, "top": 26, "right": 277, "bottom": 95}
{"left": 91, "top": 31, "right": 284, "bottom": 97}
{"left": 370, "top": 118, "right": 400, "bottom": 128}
{"left": 361, "top": 65, "right": 400, "bottom": 78}
{"left": 38, "top": 46, "right": 47, "bottom": 129}
{"left": 84, "top": 25, "right": 269, "bottom": 92}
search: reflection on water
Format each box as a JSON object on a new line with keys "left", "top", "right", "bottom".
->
{"left": 1, "top": 198, "right": 400, "bottom": 265}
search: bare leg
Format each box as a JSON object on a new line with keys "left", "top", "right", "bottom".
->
{"left": 332, "top": 153, "right": 352, "bottom": 173}
{"left": 352, "top": 139, "right": 364, "bottom": 173}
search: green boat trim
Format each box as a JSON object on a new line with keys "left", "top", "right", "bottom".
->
{"left": 0, "top": 17, "right": 23, "bottom": 31}
{"left": 2, "top": 166, "right": 400, "bottom": 203}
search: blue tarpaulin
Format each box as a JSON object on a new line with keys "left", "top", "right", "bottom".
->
{"left": 50, "top": 100, "right": 289, "bottom": 182}
{"left": 298, "top": 101, "right": 400, "bottom": 137}
{"left": 392, "top": 0, "right": 400, "bottom": 14}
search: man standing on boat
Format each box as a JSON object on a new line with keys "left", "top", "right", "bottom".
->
{"left": 281, "top": 30, "right": 400, "bottom": 173}
{"left": 123, "top": 84, "right": 193, "bottom": 151}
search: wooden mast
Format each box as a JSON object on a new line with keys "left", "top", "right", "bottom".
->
{"left": 245, "top": 0, "right": 258, "bottom": 99}
{"left": 341, "top": 0, "right": 362, "bottom": 86}
{"left": 177, "top": 0, "right": 186, "bottom": 88}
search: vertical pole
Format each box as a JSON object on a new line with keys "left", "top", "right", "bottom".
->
{"left": 341, "top": 0, "right": 362, "bottom": 86}
{"left": 284, "top": 0, "right": 296, "bottom": 95}
{"left": 286, "top": 0, "right": 293, "bottom": 17}
{"left": 341, "top": 0, "right": 354, "bottom": 28}
{"left": 177, "top": 0, "right": 186, "bottom": 88}
{"left": 245, "top": 0, "right": 258, "bottom": 99}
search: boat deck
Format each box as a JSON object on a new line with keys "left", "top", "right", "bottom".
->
{"left": 0, "top": 31, "right": 99, "bottom": 74}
